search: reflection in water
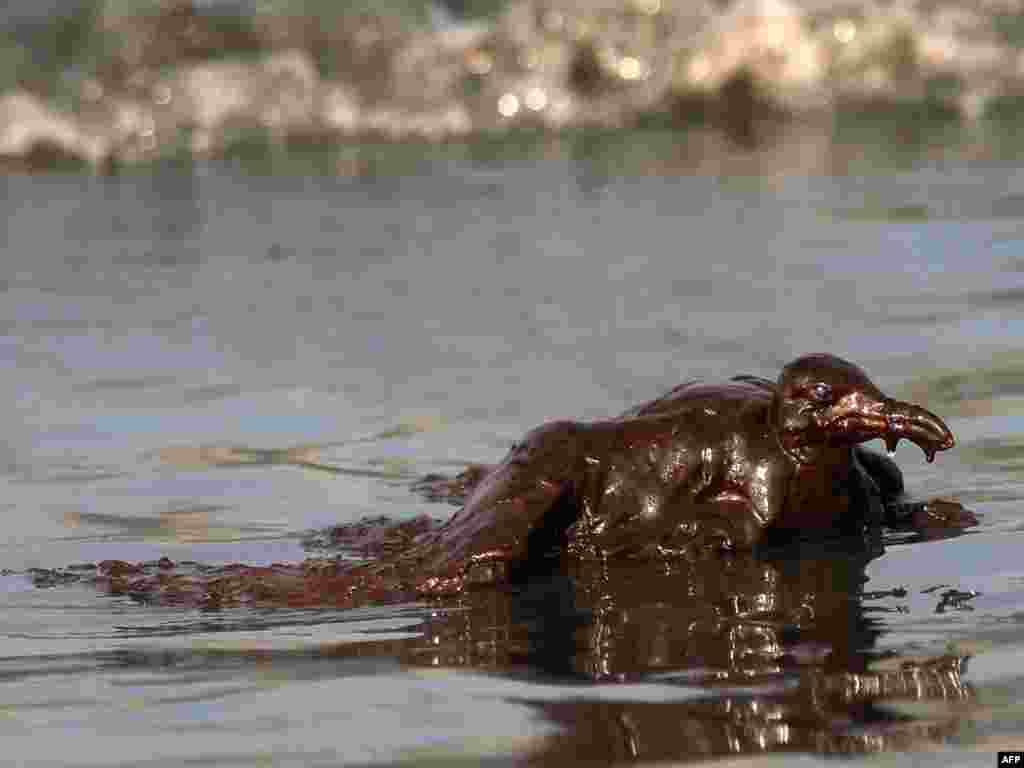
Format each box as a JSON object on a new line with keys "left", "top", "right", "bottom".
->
{"left": 42, "top": 537, "right": 970, "bottom": 763}
{"left": 411, "top": 546, "right": 972, "bottom": 762}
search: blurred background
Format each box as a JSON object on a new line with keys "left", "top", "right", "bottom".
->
{"left": 2, "top": 1, "right": 1024, "bottom": 766}
{"left": 3, "top": 0, "right": 1024, "bottom": 169}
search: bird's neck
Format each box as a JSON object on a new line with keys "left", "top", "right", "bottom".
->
{"left": 775, "top": 431, "right": 853, "bottom": 468}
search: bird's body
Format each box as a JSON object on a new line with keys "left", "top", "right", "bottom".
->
{"left": 411, "top": 355, "right": 962, "bottom": 594}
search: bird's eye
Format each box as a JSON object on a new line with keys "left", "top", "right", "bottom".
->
{"left": 809, "top": 383, "right": 833, "bottom": 403}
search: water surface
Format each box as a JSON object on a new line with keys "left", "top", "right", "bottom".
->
{"left": 1, "top": 142, "right": 1024, "bottom": 765}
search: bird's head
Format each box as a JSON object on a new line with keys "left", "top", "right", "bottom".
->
{"left": 774, "top": 354, "right": 955, "bottom": 465}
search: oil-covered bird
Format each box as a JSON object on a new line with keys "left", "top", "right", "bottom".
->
{"left": 409, "top": 354, "right": 969, "bottom": 594}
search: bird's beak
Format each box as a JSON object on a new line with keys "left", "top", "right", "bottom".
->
{"left": 824, "top": 392, "right": 955, "bottom": 463}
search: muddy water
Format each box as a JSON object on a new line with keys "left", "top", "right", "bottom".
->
{"left": 1, "top": 140, "right": 1024, "bottom": 765}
